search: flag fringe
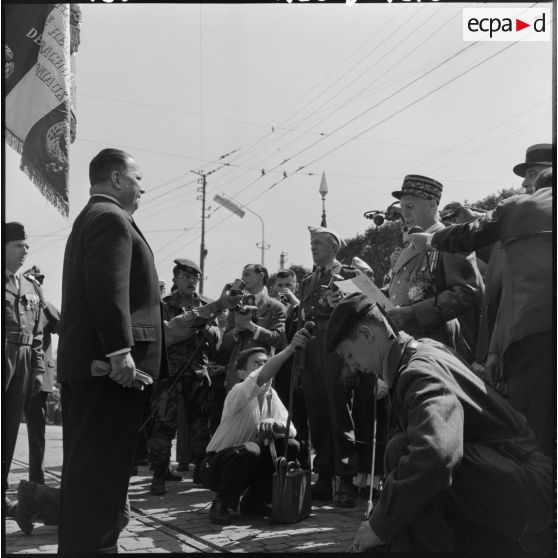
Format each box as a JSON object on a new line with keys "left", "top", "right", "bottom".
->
{"left": 5, "top": 128, "right": 24, "bottom": 155}
{"left": 19, "top": 155, "right": 69, "bottom": 217}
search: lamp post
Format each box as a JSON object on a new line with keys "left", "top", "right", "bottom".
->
{"left": 319, "top": 171, "right": 328, "bottom": 227}
{"left": 213, "top": 193, "right": 269, "bottom": 265}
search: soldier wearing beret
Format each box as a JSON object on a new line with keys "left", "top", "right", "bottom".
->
{"left": 3, "top": 222, "right": 45, "bottom": 516}
{"left": 327, "top": 293, "right": 552, "bottom": 554}
{"left": 408, "top": 151, "right": 553, "bottom": 456}
{"left": 147, "top": 258, "right": 220, "bottom": 495}
{"left": 21, "top": 266, "right": 60, "bottom": 486}
{"left": 298, "top": 225, "right": 360, "bottom": 507}
{"left": 387, "top": 174, "right": 484, "bottom": 361}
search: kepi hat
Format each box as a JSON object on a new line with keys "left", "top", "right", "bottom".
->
{"left": 513, "top": 144, "right": 552, "bottom": 177}
{"left": 392, "top": 175, "right": 443, "bottom": 203}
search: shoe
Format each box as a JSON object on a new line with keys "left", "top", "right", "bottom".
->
{"left": 176, "top": 462, "right": 190, "bottom": 472}
{"left": 311, "top": 475, "right": 333, "bottom": 501}
{"left": 239, "top": 495, "right": 271, "bottom": 517}
{"left": 192, "top": 461, "right": 202, "bottom": 485}
{"left": 16, "top": 480, "right": 60, "bottom": 534}
{"left": 165, "top": 467, "right": 182, "bottom": 482}
{"left": 4, "top": 496, "right": 17, "bottom": 518}
{"left": 336, "top": 476, "right": 357, "bottom": 509}
{"left": 209, "top": 498, "right": 230, "bottom": 525}
{"left": 150, "top": 474, "right": 166, "bottom": 496}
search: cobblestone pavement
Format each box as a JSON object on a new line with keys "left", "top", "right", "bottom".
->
{"left": 5, "top": 424, "right": 370, "bottom": 554}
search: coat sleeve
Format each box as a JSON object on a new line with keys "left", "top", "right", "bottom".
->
{"left": 29, "top": 282, "right": 45, "bottom": 377}
{"left": 369, "top": 362, "right": 464, "bottom": 542}
{"left": 431, "top": 199, "right": 517, "bottom": 254}
{"left": 83, "top": 210, "right": 134, "bottom": 355}
{"left": 411, "top": 252, "right": 483, "bottom": 331}
{"left": 253, "top": 300, "right": 287, "bottom": 350}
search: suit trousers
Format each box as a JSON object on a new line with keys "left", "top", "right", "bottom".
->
{"left": 3, "top": 344, "right": 31, "bottom": 492}
{"left": 504, "top": 331, "right": 555, "bottom": 457}
{"left": 58, "top": 378, "right": 148, "bottom": 554}
{"left": 24, "top": 390, "right": 49, "bottom": 484}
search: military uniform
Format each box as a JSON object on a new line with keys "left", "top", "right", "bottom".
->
{"left": 389, "top": 221, "right": 483, "bottom": 357}
{"left": 4, "top": 271, "right": 44, "bottom": 492}
{"left": 389, "top": 175, "right": 484, "bottom": 361}
{"left": 326, "top": 293, "right": 553, "bottom": 554}
{"left": 147, "top": 291, "right": 219, "bottom": 477}
{"left": 299, "top": 259, "right": 359, "bottom": 480}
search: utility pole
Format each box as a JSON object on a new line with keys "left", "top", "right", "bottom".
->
{"left": 192, "top": 171, "right": 208, "bottom": 294}
{"left": 279, "top": 251, "right": 288, "bottom": 269}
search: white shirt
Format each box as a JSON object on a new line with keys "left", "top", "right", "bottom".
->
{"left": 206, "top": 366, "right": 296, "bottom": 453}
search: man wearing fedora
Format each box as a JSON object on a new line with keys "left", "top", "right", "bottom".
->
{"left": 3, "top": 222, "right": 45, "bottom": 516}
{"left": 387, "top": 175, "right": 484, "bottom": 362}
{"left": 408, "top": 145, "right": 553, "bottom": 456}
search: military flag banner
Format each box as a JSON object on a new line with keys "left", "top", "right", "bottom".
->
{"left": 5, "top": 4, "right": 81, "bottom": 216}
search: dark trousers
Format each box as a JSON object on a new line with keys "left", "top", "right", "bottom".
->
{"left": 504, "top": 331, "right": 555, "bottom": 457}
{"left": 300, "top": 330, "right": 356, "bottom": 477}
{"left": 148, "top": 374, "right": 211, "bottom": 469}
{"left": 202, "top": 438, "right": 299, "bottom": 510}
{"left": 58, "top": 378, "right": 148, "bottom": 554}
{"left": 383, "top": 433, "right": 553, "bottom": 554}
{"left": 3, "top": 344, "right": 31, "bottom": 492}
{"left": 274, "top": 360, "right": 311, "bottom": 470}
{"left": 24, "top": 390, "right": 49, "bottom": 484}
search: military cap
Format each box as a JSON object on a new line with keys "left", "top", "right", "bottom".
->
{"left": 235, "top": 346, "right": 267, "bottom": 371}
{"left": 308, "top": 225, "right": 345, "bottom": 248}
{"left": 173, "top": 258, "right": 201, "bottom": 276}
{"left": 513, "top": 143, "right": 552, "bottom": 177}
{"left": 5, "top": 222, "right": 27, "bottom": 242}
{"left": 326, "top": 292, "right": 374, "bottom": 352}
{"left": 392, "top": 175, "right": 443, "bottom": 203}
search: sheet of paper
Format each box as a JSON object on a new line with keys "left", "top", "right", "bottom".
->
{"left": 334, "top": 274, "right": 395, "bottom": 311}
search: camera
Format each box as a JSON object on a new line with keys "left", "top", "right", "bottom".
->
{"left": 364, "top": 202, "right": 403, "bottom": 226}
{"left": 228, "top": 278, "right": 246, "bottom": 297}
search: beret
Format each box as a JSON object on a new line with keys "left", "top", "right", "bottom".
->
{"left": 174, "top": 258, "right": 201, "bottom": 275}
{"left": 392, "top": 174, "right": 443, "bottom": 203}
{"left": 326, "top": 292, "right": 374, "bottom": 352}
{"left": 5, "top": 222, "right": 27, "bottom": 242}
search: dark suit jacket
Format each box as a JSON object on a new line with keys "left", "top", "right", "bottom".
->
{"left": 58, "top": 197, "right": 167, "bottom": 381}
{"left": 431, "top": 187, "right": 552, "bottom": 358}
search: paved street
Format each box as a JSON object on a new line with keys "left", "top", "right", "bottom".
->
{"left": 5, "top": 424, "right": 369, "bottom": 553}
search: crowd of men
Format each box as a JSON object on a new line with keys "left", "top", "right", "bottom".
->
{"left": 3, "top": 143, "right": 553, "bottom": 554}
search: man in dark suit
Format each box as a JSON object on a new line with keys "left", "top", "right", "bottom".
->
{"left": 409, "top": 160, "right": 553, "bottom": 456}
{"left": 220, "top": 264, "right": 287, "bottom": 393}
{"left": 57, "top": 148, "right": 167, "bottom": 553}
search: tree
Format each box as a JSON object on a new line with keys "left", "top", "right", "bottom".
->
{"left": 464, "top": 187, "right": 523, "bottom": 211}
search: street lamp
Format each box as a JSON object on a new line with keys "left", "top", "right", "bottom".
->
{"left": 213, "top": 194, "right": 269, "bottom": 265}
{"left": 319, "top": 171, "right": 328, "bottom": 227}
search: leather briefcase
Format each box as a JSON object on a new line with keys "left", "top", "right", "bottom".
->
{"left": 271, "top": 443, "right": 311, "bottom": 524}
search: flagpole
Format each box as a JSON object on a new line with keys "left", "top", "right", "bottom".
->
{"left": 319, "top": 171, "right": 328, "bottom": 227}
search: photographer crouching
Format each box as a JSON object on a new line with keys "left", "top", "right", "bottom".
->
{"left": 201, "top": 327, "right": 311, "bottom": 525}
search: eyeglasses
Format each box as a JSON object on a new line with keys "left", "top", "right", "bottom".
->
{"left": 173, "top": 272, "right": 200, "bottom": 281}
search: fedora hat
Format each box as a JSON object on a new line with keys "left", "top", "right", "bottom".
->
{"left": 513, "top": 143, "right": 552, "bottom": 177}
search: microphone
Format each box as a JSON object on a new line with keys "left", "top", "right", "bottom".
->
{"left": 293, "top": 321, "right": 315, "bottom": 370}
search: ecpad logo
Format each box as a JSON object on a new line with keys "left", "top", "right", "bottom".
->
{"left": 463, "top": 8, "right": 550, "bottom": 42}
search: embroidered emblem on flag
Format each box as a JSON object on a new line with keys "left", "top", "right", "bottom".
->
{"left": 4, "top": 4, "right": 81, "bottom": 216}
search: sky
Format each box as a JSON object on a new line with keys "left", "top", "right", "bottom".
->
{"left": 4, "top": 2, "right": 554, "bottom": 309}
